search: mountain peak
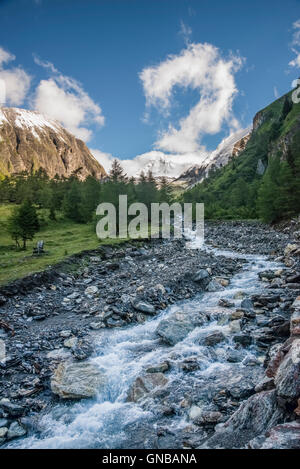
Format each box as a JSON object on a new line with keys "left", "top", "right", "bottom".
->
{"left": 0, "top": 107, "right": 106, "bottom": 179}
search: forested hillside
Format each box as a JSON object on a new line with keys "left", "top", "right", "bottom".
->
{"left": 182, "top": 90, "right": 300, "bottom": 222}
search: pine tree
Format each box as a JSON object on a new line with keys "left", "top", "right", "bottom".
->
{"left": 109, "top": 159, "right": 127, "bottom": 183}
{"left": 281, "top": 96, "right": 293, "bottom": 121}
{"left": 8, "top": 200, "right": 40, "bottom": 249}
{"left": 62, "top": 181, "right": 84, "bottom": 222}
{"left": 158, "top": 177, "right": 172, "bottom": 203}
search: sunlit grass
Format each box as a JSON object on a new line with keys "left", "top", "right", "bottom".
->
{"left": 0, "top": 204, "right": 129, "bottom": 285}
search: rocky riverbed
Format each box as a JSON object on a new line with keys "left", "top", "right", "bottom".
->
{"left": 0, "top": 221, "right": 299, "bottom": 448}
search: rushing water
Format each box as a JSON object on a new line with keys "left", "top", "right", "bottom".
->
{"left": 7, "top": 245, "right": 283, "bottom": 449}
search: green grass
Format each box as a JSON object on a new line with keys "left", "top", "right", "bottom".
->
{"left": 0, "top": 204, "right": 129, "bottom": 285}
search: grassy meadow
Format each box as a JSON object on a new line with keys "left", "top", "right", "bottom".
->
{"left": 0, "top": 204, "right": 128, "bottom": 285}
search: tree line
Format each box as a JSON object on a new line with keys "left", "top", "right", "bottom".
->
{"left": 0, "top": 160, "right": 174, "bottom": 249}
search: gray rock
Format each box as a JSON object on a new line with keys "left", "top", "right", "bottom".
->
{"left": 249, "top": 421, "right": 300, "bottom": 449}
{"left": 203, "top": 331, "right": 226, "bottom": 346}
{"left": 233, "top": 334, "right": 252, "bottom": 347}
{"left": 241, "top": 298, "right": 254, "bottom": 311}
{"left": 156, "top": 311, "right": 200, "bottom": 345}
{"left": 0, "top": 427, "right": 8, "bottom": 438}
{"left": 127, "top": 373, "right": 168, "bottom": 402}
{"left": 193, "top": 269, "right": 210, "bottom": 282}
{"left": 132, "top": 300, "right": 155, "bottom": 315}
{"left": 51, "top": 361, "right": 105, "bottom": 399}
{"left": 274, "top": 338, "right": 300, "bottom": 403}
{"left": 0, "top": 401, "right": 25, "bottom": 417}
{"left": 206, "top": 280, "right": 224, "bottom": 292}
{"left": 146, "top": 361, "right": 169, "bottom": 373}
{"left": 84, "top": 285, "right": 99, "bottom": 296}
{"left": 7, "top": 421, "right": 27, "bottom": 440}
{"left": 202, "top": 390, "right": 284, "bottom": 449}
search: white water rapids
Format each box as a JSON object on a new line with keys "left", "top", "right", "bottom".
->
{"left": 6, "top": 243, "right": 283, "bottom": 449}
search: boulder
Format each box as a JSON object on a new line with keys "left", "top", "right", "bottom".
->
{"left": 127, "top": 373, "right": 168, "bottom": 402}
{"left": 249, "top": 422, "right": 300, "bottom": 449}
{"left": 290, "top": 297, "right": 300, "bottom": 336}
{"left": 201, "top": 390, "right": 284, "bottom": 449}
{"left": 206, "top": 280, "right": 224, "bottom": 292}
{"left": 156, "top": 311, "right": 201, "bottom": 345}
{"left": 284, "top": 243, "right": 299, "bottom": 257}
{"left": 64, "top": 337, "right": 78, "bottom": 348}
{"left": 146, "top": 361, "right": 169, "bottom": 373}
{"left": 233, "top": 334, "right": 252, "bottom": 347}
{"left": 202, "top": 331, "right": 226, "bottom": 346}
{"left": 274, "top": 338, "right": 300, "bottom": 404}
{"left": 193, "top": 269, "right": 210, "bottom": 283}
{"left": 7, "top": 421, "right": 27, "bottom": 440}
{"left": 132, "top": 300, "right": 155, "bottom": 315}
{"left": 51, "top": 361, "right": 105, "bottom": 399}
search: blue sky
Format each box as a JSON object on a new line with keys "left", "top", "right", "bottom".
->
{"left": 1, "top": 0, "right": 300, "bottom": 173}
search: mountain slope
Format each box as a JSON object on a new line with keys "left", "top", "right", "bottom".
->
{"left": 182, "top": 90, "right": 300, "bottom": 221}
{"left": 0, "top": 107, "right": 106, "bottom": 180}
{"left": 175, "top": 127, "right": 251, "bottom": 187}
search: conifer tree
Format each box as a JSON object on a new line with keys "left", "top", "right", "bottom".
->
{"left": 8, "top": 200, "right": 40, "bottom": 249}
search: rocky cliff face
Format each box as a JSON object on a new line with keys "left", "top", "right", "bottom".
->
{"left": 0, "top": 107, "right": 106, "bottom": 180}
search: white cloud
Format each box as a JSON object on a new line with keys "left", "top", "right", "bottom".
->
{"left": 91, "top": 149, "right": 115, "bottom": 172}
{"left": 33, "top": 57, "right": 105, "bottom": 141}
{"left": 289, "top": 19, "right": 300, "bottom": 68}
{"left": 140, "top": 42, "right": 243, "bottom": 154}
{"left": 0, "top": 46, "right": 31, "bottom": 106}
{"left": 179, "top": 20, "right": 192, "bottom": 44}
{"left": 91, "top": 147, "right": 208, "bottom": 179}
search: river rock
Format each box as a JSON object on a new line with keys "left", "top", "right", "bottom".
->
{"left": 189, "top": 405, "right": 202, "bottom": 421}
{"left": 241, "top": 298, "right": 254, "bottom": 311}
{"left": 201, "top": 390, "right": 284, "bottom": 449}
{"left": 156, "top": 311, "right": 199, "bottom": 345}
{"left": 193, "top": 269, "right": 210, "bottom": 283}
{"left": 7, "top": 421, "right": 27, "bottom": 440}
{"left": 290, "top": 297, "right": 300, "bottom": 336}
{"left": 127, "top": 373, "right": 168, "bottom": 402}
{"left": 233, "top": 334, "right": 252, "bottom": 347}
{"left": 274, "top": 338, "right": 300, "bottom": 405}
{"left": 51, "top": 361, "right": 105, "bottom": 399}
{"left": 202, "top": 331, "right": 226, "bottom": 346}
{"left": 206, "top": 280, "right": 224, "bottom": 292}
{"left": 0, "top": 400, "right": 25, "bottom": 417}
{"left": 249, "top": 421, "right": 300, "bottom": 449}
{"left": 146, "top": 361, "right": 169, "bottom": 373}
{"left": 84, "top": 286, "right": 99, "bottom": 296}
{"left": 132, "top": 300, "right": 155, "bottom": 315}
{"left": 0, "top": 427, "right": 8, "bottom": 438}
{"left": 64, "top": 337, "right": 78, "bottom": 348}
{"left": 284, "top": 244, "right": 299, "bottom": 256}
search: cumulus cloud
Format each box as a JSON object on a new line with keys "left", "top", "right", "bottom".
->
{"left": 289, "top": 19, "right": 300, "bottom": 68}
{"left": 33, "top": 57, "right": 105, "bottom": 141}
{"left": 140, "top": 42, "right": 243, "bottom": 154}
{"left": 0, "top": 46, "right": 31, "bottom": 106}
{"left": 91, "top": 149, "right": 115, "bottom": 172}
